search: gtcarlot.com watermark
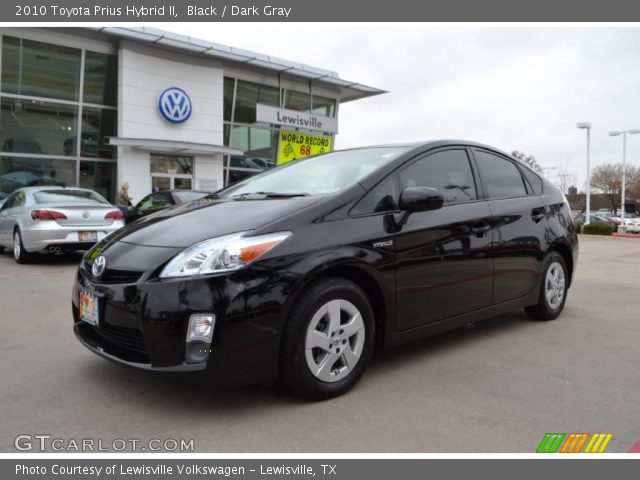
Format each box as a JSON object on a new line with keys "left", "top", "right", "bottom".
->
{"left": 14, "top": 434, "right": 194, "bottom": 452}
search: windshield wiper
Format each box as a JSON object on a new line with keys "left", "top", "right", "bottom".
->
{"left": 231, "top": 191, "right": 310, "bottom": 200}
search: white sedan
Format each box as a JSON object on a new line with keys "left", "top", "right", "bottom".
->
{"left": 0, "top": 186, "right": 125, "bottom": 263}
{"left": 620, "top": 217, "right": 640, "bottom": 233}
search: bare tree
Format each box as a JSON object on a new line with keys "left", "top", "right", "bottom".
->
{"left": 591, "top": 163, "right": 640, "bottom": 213}
{"left": 557, "top": 161, "right": 577, "bottom": 194}
{"left": 511, "top": 150, "right": 543, "bottom": 174}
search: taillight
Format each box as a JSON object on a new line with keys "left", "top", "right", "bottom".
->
{"left": 105, "top": 210, "right": 124, "bottom": 220}
{"left": 31, "top": 210, "right": 67, "bottom": 221}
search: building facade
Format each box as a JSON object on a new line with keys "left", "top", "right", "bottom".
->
{"left": 0, "top": 27, "right": 382, "bottom": 204}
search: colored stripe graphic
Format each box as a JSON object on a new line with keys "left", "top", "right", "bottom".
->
{"left": 560, "top": 433, "right": 589, "bottom": 453}
{"left": 537, "top": 433, "right": 613, "bottom": 453}
{"left": 584, "top": 433, "right": 613, "bottom": 453}
{"left": 537, "top": 433, "right": 566, "bottom": 453}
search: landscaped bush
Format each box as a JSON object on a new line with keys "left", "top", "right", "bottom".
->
{"left": 573, "top": 220, "right": 583, "bottom": 232}
{"left": 581, "top": 223, "right": 614, "bottom": 236}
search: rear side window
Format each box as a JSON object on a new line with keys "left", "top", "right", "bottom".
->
{"left": 399, "top": 149, "right": 477, "bottom": 205}
{"left": 34, "top": 189, "right": 108, "bottom": 205}
{"left": 474, "top": 150, "right": 527, "bottom": 199}
{"left": 521, "top": 166, "right": 543, "bottom": 195}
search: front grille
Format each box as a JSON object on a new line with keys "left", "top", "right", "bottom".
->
{"left": 92, "top": 323, "right": 147, "bottom": 355}
{"left": 82, "top": 261, "right": 143, "bottom": 284}
{"left": 100, "top": 269, "right": 143, "bottom": 284}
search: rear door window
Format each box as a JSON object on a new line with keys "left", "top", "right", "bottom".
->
{"left": 474, "top": 150, "right": 528, "bottom": 199}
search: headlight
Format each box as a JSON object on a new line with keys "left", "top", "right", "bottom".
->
{"left": 159, "top": 231, "right": 291, "bottom": 278}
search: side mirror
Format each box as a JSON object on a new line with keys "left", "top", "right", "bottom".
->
{"left": 399, "top": 187, "right": 444, "bottom": 213}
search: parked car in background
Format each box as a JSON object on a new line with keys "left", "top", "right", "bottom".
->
{"left": 579, "top": 213, "right": 613, "bottom": 226}
{"left": 0, "top": 187, "right": 125, "bottom": 263}
{"left": 602, "top": 214, "right": 623, "bottom": 232}
{"left": 73, "top": 141, "right": 578, "bottom": 400}
{"left": 125, "top": 190, "right": 211, "bottom": 224}
{"left": 621, "top": 216, "right": 640, "bottom": 233}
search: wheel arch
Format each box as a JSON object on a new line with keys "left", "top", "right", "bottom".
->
{"left": 285, "top": 262, "right": 389, "bottom": 348}
{"left": 547, "top": 240, "right": 574, "bottom": 287}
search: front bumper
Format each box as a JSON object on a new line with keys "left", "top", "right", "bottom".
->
{"left": 71, "top": 245, "right": 288, "bottom": 386}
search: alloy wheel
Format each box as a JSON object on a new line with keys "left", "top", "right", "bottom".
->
{"left": 304, "top": 299, "right": 366, "bottom": 383}
{"left": 13, "top": 232, "right": 21, "bottom": 260}
{"left": 545, "top": 261, "right": 566, "bottom": 310}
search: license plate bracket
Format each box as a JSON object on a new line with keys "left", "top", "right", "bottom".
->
{"left": 79, "top": 290, "right": 100, "bottom": 326}
{"left": 79, "top": 231, "right": 97, "bottom": 242}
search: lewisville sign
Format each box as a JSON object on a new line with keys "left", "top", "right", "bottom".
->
{"left": 256, "top": 104, "right": 338, "bottom": 134}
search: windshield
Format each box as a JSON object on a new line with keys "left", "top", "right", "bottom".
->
{"left": 34, "top": 189, "right": 109, "bottom": 205}
{"left": 218, "top": 147, "right": 410, "bottom": 198}
{"left": 174, "top": 191, "right": 209, "bottom": 203}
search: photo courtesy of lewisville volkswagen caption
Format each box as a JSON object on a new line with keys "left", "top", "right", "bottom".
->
{"left": 72, "top": 140, "right": 578, "bottom": 400}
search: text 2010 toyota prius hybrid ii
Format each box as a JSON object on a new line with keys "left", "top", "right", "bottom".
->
{"left": 72, "top": 141, "right": 578, "bottom": 399}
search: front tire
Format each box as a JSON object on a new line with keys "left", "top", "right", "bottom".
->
{"left": 279, "top": 277, "right": 375, "bottom": 400}
{"left": 525, "top": 252, "right": 568, "bottom": 321}
{"left": 13, "top": 229, "right": 32, "bottom": 264}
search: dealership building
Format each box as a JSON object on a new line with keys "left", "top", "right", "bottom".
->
{"left": 0, "top": 27, "right": 383, "bottom": 203}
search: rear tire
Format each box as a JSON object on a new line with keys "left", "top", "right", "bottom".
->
{"left": 279, "top": 277, "right": 375, "bottom": 400}
{"left": 525, "top": 252, "right": 568, "bottom": 321}
{"left": 13, "top": 229, "right": 33, "bottom": 264}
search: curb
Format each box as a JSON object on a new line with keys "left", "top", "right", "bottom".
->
{"left": 613, "top": 233, "right": 640, "bottom": 239}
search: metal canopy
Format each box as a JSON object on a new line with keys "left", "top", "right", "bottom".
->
{"left": 93, "top": 27, "right": 386, "bottom": 102}
{"left": 108, "top": 137, "right": 244, "bottom": 156}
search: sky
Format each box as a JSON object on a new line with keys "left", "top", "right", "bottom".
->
{"left": 163, "top": 24, "right": 640, "bottom": 190}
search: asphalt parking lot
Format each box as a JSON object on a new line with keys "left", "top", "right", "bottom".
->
{"left": 0, "top": 235, "right": 638, "bottom": 453}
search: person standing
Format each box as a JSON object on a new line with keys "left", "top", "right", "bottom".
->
{"left": 118, "top": 182, "right": 133, "bottom": 207}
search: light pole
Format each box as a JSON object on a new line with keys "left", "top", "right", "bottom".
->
{"left": 577, "top": 122, "right": 591, "bottom": 224}
{"left": 608, "top": 129, "right": 640, "bottom": 220}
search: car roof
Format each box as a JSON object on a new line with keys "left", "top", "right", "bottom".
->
{"left": 17, "top": 186, "right": 98, "bottom": 194}
{"left": 341, "top": 139, "right": 519, "bottom": 161}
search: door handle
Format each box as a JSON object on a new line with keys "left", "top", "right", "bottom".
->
{"left": 471, "top": 222, "right": 491, "bottom": 236}
{"left": 531, "top": 208, "right": 545, "bottom": 222}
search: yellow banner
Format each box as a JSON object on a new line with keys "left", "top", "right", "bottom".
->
{"left": 277, "top": 131, "right": 333, "bottom": 165}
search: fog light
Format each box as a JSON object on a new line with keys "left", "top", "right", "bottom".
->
{"left": 187, "top": 314, "right": 215, "bottom": 343}
{"left": 186, "top": 341, "right": 210, "bottom": 363}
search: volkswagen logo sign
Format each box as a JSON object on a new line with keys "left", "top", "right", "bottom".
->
{"left": 92, "top": 255, "right": 107, "bottom": 280}
{"left": 82, "top": 210, "right": 90, "bottom": 219}
{"left": 157, "top": 87, "right": 192, "bottom": 124}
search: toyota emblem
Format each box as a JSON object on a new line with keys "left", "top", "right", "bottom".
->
{"left": 92, "top": 255, "right": 106, "bottom": 279}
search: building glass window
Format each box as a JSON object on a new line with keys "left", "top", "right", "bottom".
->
{"left": 150, "top": 154, "right": 193, "bottom": 175}
{"left": 80, "top": 161, "right": 115, "bottom": 201}
{"left": 234, "top": 80, "right": 279, "bottom": 124}
{"left": 312, "top": 95, "right": 336, "bottom": 117}
{"left": 229, "top": 126, "right": 277, "bottom": 159}
{"left": 0, "top": 34, "right": 117, "bottom": 201}
{"left": 79, "top": 107, "right": 116, "bottom": 159}
{"left": 1, "top": 36, "right": 81, "bottom": 101}
{"left": 83, "top": 51, "right": 117, "bottom": 106}
{"left": 285, "top": 90, "right": 311, "bottom": 111}
{"left": 0, "top": 157, "right": 76, "bottom": 200}
{"left": 223, "top": 77, "right": 235, "bottom": 122}
{"left": 221, "top": 77, "right": 339, "bottom": 187}
{"left": 0, "top": 97, "right": 78, "bottom": 156}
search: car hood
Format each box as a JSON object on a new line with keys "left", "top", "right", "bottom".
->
{"left": 109, "top": 196, "right": 322, "bottom": 248}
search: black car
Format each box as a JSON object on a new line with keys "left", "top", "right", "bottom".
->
{"left": 125, "top": 190, "right": 211, "bottom": 224}
{"left": 72, "top": 141, "right": 578, "bottom": 400}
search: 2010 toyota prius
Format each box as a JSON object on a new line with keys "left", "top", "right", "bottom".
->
{"left": 72, "top": 141, "right": 578, "bottom": 399}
